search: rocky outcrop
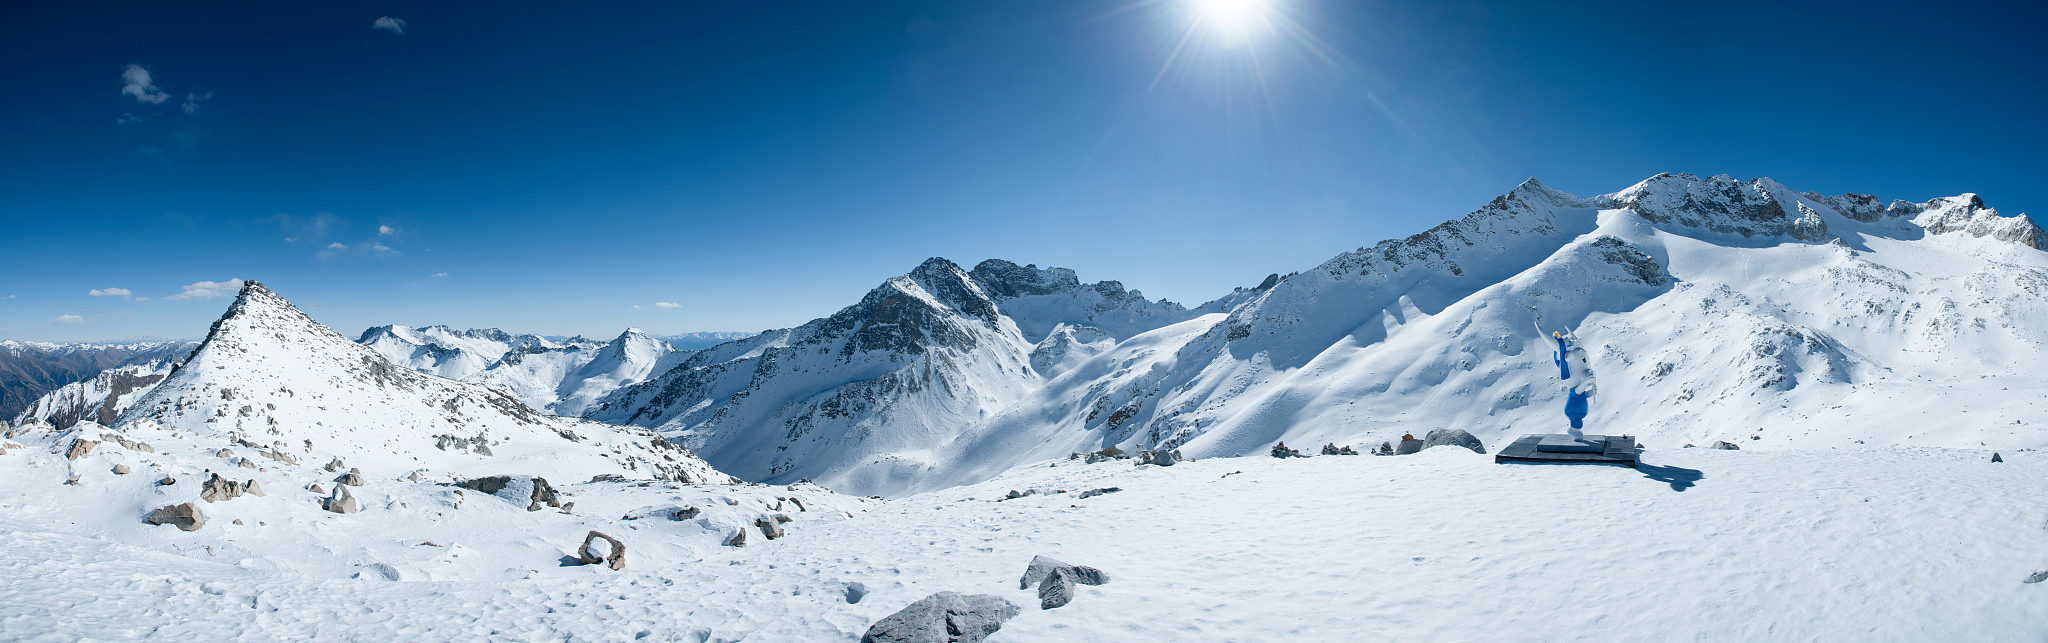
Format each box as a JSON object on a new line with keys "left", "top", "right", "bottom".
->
{"left": 1269, "top": 442, "right": 1302, "bottom": 458}
{"left": 146, "top": 503, "right": 205, "bottom": 531}
{"left": 64, "top": 439, "right": 97, "bottom": 460}
{"left": 1321, "top": 443, "right": 1358, "bottom": 455}
{"left": 578, "top": 531, "right": 626, "bottom": 570}
{"left": 1395, "top": 438, "right": 1424, "bottom": 455}
{"left": 1421, "top": 428, "right": 1487, "bottom": 454}
{"left": 1710, "top": 441, "right": 1741, "bottom": 450}
{"left": 325, "top": 485, "right": 360, "bottom": 514}
{"left": 451, "top": 475, "right": 561, "bottom": 511}
{"left": 1137, "top": 449, "right": 1182, "bottom": 466}
{"left": 199, "top": 473, "right": 253, "bottom": 503}
{"left": 859, "top": 591, "right": 1020, "bottom": 643}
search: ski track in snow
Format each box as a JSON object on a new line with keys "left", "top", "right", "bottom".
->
{"left": 5, "top": 447, "right": 2044, "bottom": 642}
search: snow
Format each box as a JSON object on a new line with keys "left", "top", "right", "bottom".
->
{"left": 4, "top": 444, "right": 2044, "bottom": 641}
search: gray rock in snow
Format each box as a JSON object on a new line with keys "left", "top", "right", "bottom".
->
{"left": 2026, "top": 570, "right": 2048, "bottom": 584}
{"left": 859, "top": 591, "right": 1019, "bottom": 643}
{"left": 113, "top": 464, "right": 130, "bottom": 475}
{"left": 1038, "top": 568, "right": 1077, "bottom": 609}
{"left": 673, "top": 506, "right": 701, "bottom": 520}
{"left": 727, "top": 527, "right": 748, "bottom": 547}
{"left": 335, "top": 472, "right": 366, "bottom": 486}
{"left": 324, "top": 458, "right": 345, "bottom": 472}
{"left": 1992, "top": 453, "right": 2004, "bottom": 463}
{"left": 1018, "top": 555, "right": 1110, "bottom": 608}
{"left": 147, "top": 503, "right": 205, "bottom": 531}
{"left": 65, "top": 439, "right": 98, "bottom": 460}
{"left": 1075, "top": 487, "right": 1121, "bottom": 499}
{"left": 200, "top": 473, "right": 245, "bottom": 503}
{"left": 1395, "top": 438, "right": 1424, "bottom": 455}
{"left": 1138, "top": 449, "right": 1182, "bottom": 466}
{"left": 1710, "top": 441, "right": 1741, "bottom": 450}
{"left": 757, "top": 516, "right": 784, "bottom": 539}
{"left": 1421, "top": 428, "right": 1487, "bottom": 454}
{"left": 325, "top": 485, "right": 360, "bottom": 514}
{"left": 579, "top": 530, "right": 627, "bottom": 570}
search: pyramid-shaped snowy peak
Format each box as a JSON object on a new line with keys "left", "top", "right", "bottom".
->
{"left": 114, "top": 281, "right": 731, "bottom": 484}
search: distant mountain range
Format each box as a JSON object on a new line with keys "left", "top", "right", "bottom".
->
{"left": 10, "top": 172, "right": 2045, "bottom": 499}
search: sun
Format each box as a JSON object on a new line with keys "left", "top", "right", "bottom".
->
{"left": 1190, "top": 0, "right": 1272, "bottom": 39}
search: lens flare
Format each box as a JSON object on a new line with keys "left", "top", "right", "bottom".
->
{"left": 1190, "top": 0, "right": 1270, "bottom": 40}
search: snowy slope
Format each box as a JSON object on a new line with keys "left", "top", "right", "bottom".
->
{"left": 12, "top": 359, "right": 176, "bottom": 430}
{"left": 583, "top": 259, "right": 1235, "bottom": 496}
{"left": 920, "top": 173, "right": 2048, "bottom": 492}
{"left": 359, "top": 324, "right": 603, "bottom": 381}
{"left": 3, "top": 445, "right": 2043, "bottom": 641}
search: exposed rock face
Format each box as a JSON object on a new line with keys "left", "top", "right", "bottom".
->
{"left": 859, "top": 591, "right": 1020, "bottom": 643}
{"left": 64, "top": 439, "right": 98, "bottom": 460}
{"left": 1138, "top": 449, "right": 1182, "bottom": 466}
{"left": 200, "top": 473, "right": 249, "bottom": 503}
{"left": 1321, "top": 443, "right": 1358, "bottom": 455}
{"left": 1269, "top": 442, "right": 1302, "bottom": 458}
{"left": 335, "top": 472, "right": 365, "bottom": 486}
{"left": 146, "top": 503, "right": 205, "bottom": 531}
{"left": 578, "top": 531, "right": 626, "bottom": 570}
{"left": 0, "top": 339, "right": 194, "bottom": 423}
{"left": 673, "top": 506, "right": 701, "bottom": 520}
{"left": 1421, "top": 428, "right": 1487, "bottom": 454}
{"left": 1710, "top": 441, "right": 1741, "bottom": 450}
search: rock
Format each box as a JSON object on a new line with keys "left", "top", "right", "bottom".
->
{"left": 1993, "top": 453, "right": 2004, "bottom": 463}
{"left": 757, "top": 516, "right": 785, "bottom": 539}
{"left": 2026, "top": 570, "right": 2048, "bottom": 584}
{"left": 1374, "top": 441, "right": 1394, "bottom": 456}
{"left": 451, "top": 475, "right": 562, "bottom": 511}
{"left": 727, "top": 527, "right": 748, "bottom": 547}
{"left": 245, "top": 480, "right": 265, "bottom": 496}
{"left": 1395, "top": 438, "right": 1424, "bottom": 455}
{"left": 1421, "top": 428, "right": 1487, "bottom": 454}
{"left": 324, "top": 458, "right": 345, "bottom": 472}
{"left": 1075, "top": 487, "right": 1121, "bottom": 499}
{"left": 200, "top": 473, "right": 248, "bottom": 503}
{"left": 216, "top": 448, "right": 233, "bottom": 458}
{"left": 233, "top": 519, "right": 244, "bottom": 525}
{"left": 325, "top": 485, "right": 360, "bottom": 514}
{"left": 239, "top": 458, "right": 258, "bottom": 469}
{"left": 774, "top": 513, "right": 793, "bottom": 523}
{"left": 673, "top": 506, "right": 701, "bottom": 520}
{"left": 160, "top": 476, "right": 176, "bottom": 486}
{"left": 1269, "top": 442, "right": 1302, "bottom": 458}
{"left": 1320, "top": 443, "right": 1358, "bottom": 455}
{"left": 65, "top": 439, "right": 99, "bottom": 460}
{"left": 147, "top": 503, "right": 206, "bottom": 531}
{"left": 335, "top": 472, "right": 365, "bottom": 486}
{"left": 788, "top": 497, "right": 806, "bottom": 512}
{"left": 66, "top": 474, "right": 80, "bottom": 486}
{"left": 309, "top": 484, "right": 326, "bottom": 494}
{"left": 257, "top": 448, "right": 297, "bottom": 465}
{"left": 578, "top": 530, "right": 627, "bottom": 571}
{"left": 1038, "top": 568, "right": 1076, "bottom": 609}
{"left": 1710, "top": 441, "right": 1741, "bottom": 450}
{"left": 113, "top": 464, "right": 131, "bottom": 475}
{"left": 1138, "top": 449, "right": 1183, "bottom": 466}
{"left": 859, "top": 591, "right": 1019, "bottom": 643}
{"left": 1019, "top": 555, "right": 1110, "bottom": 590}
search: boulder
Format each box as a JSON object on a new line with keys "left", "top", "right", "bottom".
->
{"left": 578, "top": 530, "right": 627, "bottom": 570}
{"left": 673, "top": 506, "right": 701, "bottom": 520}
{"left": 1320, "top": 443, "right": 1358, "bottom": 455}
{"left": 335, "top": 472, "right": 366, "bottom": 486}
{"left": 160, "top": 476, "right": 176, "bottom": 486}
{"left": 200, "top": 473, "right": 246, "bottom": 503}
{"left": 238, "top": 458, "right": 258, "bottom": 469}
{"left": 1138, "top": 449, "right": 1183, "bottom": 466}
{"left": 113, "top": 464, "right": 131, "bottom": 475}
{"left": 1018, "top": 555, "right": 1109, "bottom": 609}
{"left": 757, "top": 516, "right": 785, "bottom": 540}
{"left": 788, "top": 497, "right": 806, "bottom": 512}
{"left": 773, "top": 513, "right": 793, "bottom": 523}
{"left": 727, "top": 527, "right": 748, "bottom": 547}
{"left": 309, "top": 484, "right": 326, "bottom": 494}
{"left": 1992, "top": 453, "right": 2004, "bottom": 463}
{"left": 216, "top": 448, "right": 233, "bottom": 458}
{"left": 65, "top": 439, "right": 99, "bottom": 460}
{"left": 1421, "top": 429, "right": 1487, "bottom": 454}
{"left": 147, "top": 503, "right": 206, "bottom": 531}
{"left": 1374, "top": 441, "right": 1394, "bottom": 456}
{"left": 245, "top": 479, "right": 266, "bottom": 496}
{"left": 1075, "top": 487, "right": 1121, "bottom": 499}
{"left": 325, "top": 485, "right": 360, "bottom": 514}
{"left": 450, "top": 475, "right": 562, "bottom": 511}
{"left": 324, "top": 458, "right": 346, "bottom": 472}
{"left": 859, "top": 592, "right": 1019, "bottom": 643}
{"left": 1269, "top": 442, "right": 1302, "bottom": 458}
{"left": 1710, "top": 441, "right": 1741, "bottom": 450}
{"left": 1395, "top": 438, "right": 1424, "bottom": 455}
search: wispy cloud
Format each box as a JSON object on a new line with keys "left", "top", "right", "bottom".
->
{"left": 373, "top": 16, "right": 407, "bottom": 35}
{"left": 317, "top": 241, "right": 401, "bottom": 261}
{"left": 2, "top": 295, "right": 15, "bottom": 299}
{"left": 135, "top": 297, "right": 151, "bottom": 301}
{"left": 117, "top": 113, "right": 142, "bottom": 125}
{"left": 631, "top": 305, "right": 644, "bottom": 310}
{"left": 165, "top": 278, "right": 244, "bottom": 300}
{"left": 180, "top": 91, "right": 212, "bottom": 114}
{"left": 378, "top": 225, "right": 397, "bottom": 237}
{"left": 429, "top": 272, "right": 448, "bottom": 278}
{"left": 655, "top": 302, "right": 682, "bottom": 308}
{"left": 120, "top": 65, "right": 169, "bottom": 104}
{"left": 51, "top": 314, "right": 85, "bottom": 326}
{"left": 88, "top": 287, "right": 132, "bottom": 297}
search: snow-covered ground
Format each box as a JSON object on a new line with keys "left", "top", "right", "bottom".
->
{"left": 4, "top": 443, "right": 2042, "bottom": 642}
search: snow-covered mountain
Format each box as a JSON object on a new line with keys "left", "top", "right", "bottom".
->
{"left": 359, "top": 325, "right": 606, "bottom": 381}
{"left": 657, "top": 331, "right": 759, "bottom": 350}
{"left": 359, "top": 324, "right": 698, "bottom": 416}
{"left": 580, "top": 259, "right": 1256, "bottom": 495}
{"left": 13, "top": 355, "right": 180, "bottom": 430}
{"left": 0, "top": 339, "right": 196, "bottom": 420}
{"left": 583, "top": 173, "right": 2046, "bottom": 496}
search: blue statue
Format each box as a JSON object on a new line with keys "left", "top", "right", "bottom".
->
{"left": 1541, "top": 325, "right": 1595, "bottom": 439}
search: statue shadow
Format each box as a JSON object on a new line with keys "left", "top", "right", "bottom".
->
{"left": 1637, "top": 463, "right": 1704, "bottom": 492}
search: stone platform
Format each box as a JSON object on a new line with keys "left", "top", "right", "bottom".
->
{"left": 1495, "top": 434, "right": 1639, "bottom": 467}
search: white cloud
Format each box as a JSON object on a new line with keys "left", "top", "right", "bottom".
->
{"left": 165, "top": 278, "right": 245, "bottom": 300}
{"left": 373, "top": 16, "right": 407, "bottom": 34}
{"left": 2, "top": 295, "right": 15, "bottom": 299}
{"left": 655, "top": 302, "right": 682, "bottom": 308}
{"left": 326, "top": 242, "right": 348, "bottom": 250}
{"left": 135, "top": 297, "right": 151, "bottom": 301}
{"left": 632, "top": 305, "right": 644, "bottom": 310}
{"left": 429, "top": 272, "right": 449, "bottom": 278}
{"left": 370, "top": 242, "right": 400, "bottom": 257}
{"left": 180, "top": 91, "right": 213, "bottom": 114}
{"left": 120, "top": 64, "right": 169, "bottom": 104}
{"left": 51, "top": 314, "right": 85, "bottom": 326}
{"left": 378, "top": 225, "right": 397, "bottom": 236}
{"left": 88, "top": 288, "right": 132, "bottom": 297}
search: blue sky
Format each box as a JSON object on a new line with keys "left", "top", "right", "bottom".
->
{"left": 3, "top": 0, "right": 2043, "bottom": 342}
